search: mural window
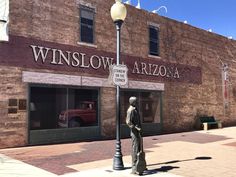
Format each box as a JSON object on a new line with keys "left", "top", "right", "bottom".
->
{"left": 120, "top": 90, "right": 161, "bottom": 124}
{"left": 30, "top": 86, "right": 99, "bottom": 130}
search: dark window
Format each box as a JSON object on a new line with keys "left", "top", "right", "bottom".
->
{"left": 149, "top": 26, "right": 159, "bottom": 56}
{"left": 80, "top": 6, "right": 95, "bottom": 44}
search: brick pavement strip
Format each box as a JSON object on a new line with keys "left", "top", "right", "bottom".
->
{"left": 1, "top": 127, "right": 236, "bottom": 177}
{"left": 0, "top": 154, "right": 57, "bottom": 177}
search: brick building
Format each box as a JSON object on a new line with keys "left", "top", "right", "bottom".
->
{"left": 0, "top": 0, "right": 236, "bottom": 148}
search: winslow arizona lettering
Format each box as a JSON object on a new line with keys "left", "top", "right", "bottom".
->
{"left": 30, "top": 45, "right": 180, "bottom": 79}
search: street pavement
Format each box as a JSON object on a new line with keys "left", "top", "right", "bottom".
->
{"left": 1, "top": 126, "right": 236, "bottom": 177}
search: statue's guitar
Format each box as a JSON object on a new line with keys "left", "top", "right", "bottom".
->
{"left": 135, "top": 133, "right": 147, "bottom": 175}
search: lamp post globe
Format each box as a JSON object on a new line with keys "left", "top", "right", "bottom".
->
{"left": 110, "top": 0, "right": 127, "bottom": 171}
{"left": 111, "top": 0, "right": 127, "bottom": 23}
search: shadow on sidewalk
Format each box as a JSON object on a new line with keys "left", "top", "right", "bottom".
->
{"left": 142, "top": 165, "right": 180, "bottom": 175}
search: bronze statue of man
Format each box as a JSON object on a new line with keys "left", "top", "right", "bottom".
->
{"left": 126, "top": 96, "right": 146, "bottom": 175}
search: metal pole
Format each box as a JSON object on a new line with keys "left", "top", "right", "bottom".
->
{"left": 113, "top": 20, "right": 124, "bottom": 170}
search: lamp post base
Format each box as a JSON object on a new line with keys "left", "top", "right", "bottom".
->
{"left": 113, "top": 154, "right": 124, "bottom": 170}
{"left": 113, "top": 138, "right": 124, "bottom": 170}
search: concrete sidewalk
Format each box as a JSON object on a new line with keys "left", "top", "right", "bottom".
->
{"left": 1, "top": 127, "right": 236, "bottom": 177}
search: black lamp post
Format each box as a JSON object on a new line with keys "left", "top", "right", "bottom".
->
{"left": 110, "top": 0, "right": 127, "bottom": 170}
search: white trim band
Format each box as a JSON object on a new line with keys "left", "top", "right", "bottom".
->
{"left": 22, "top": 71, "right": 82, "bottom": 86}
{"left": 22, "top": 71, "right": 164, "bottom": 91}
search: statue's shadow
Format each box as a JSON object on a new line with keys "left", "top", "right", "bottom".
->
{"left": 142, "top": 165, "right": 179, "bottom": 175}
{"left": 141, "top": 156, "right": 212, "bottom": 176}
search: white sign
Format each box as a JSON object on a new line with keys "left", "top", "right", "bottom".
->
{"left": 0, "top": 0, "right": 9, "bottom": 41}
{"left": 111, "top": 64, "right": 128, "bottom": 86}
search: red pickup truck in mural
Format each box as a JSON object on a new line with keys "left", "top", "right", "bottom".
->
{"left": 58, "top": 101, "right": 96, "bottom": 128}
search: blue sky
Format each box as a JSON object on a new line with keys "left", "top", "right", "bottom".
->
{"left": 126, "top": 0, "right": 236, "bottom": 40}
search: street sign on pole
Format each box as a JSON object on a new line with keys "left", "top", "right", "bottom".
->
{"left": 109, "top": 64, "right": 128, "bottom": 86}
